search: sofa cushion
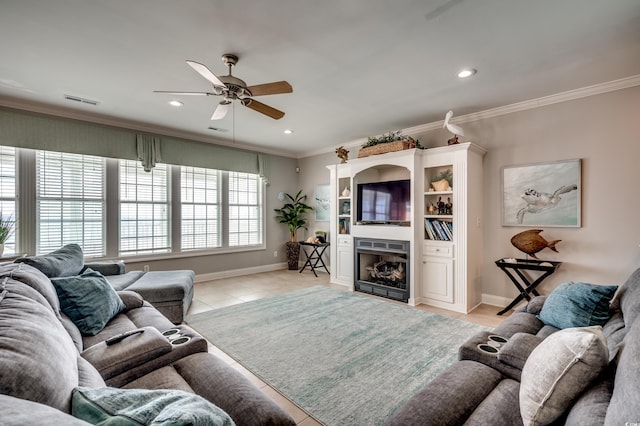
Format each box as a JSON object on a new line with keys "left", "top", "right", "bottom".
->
{"left": 0, "top": 394, "right": 92, "bottom": 426}
{"left": 610, "top": 266, "right": 640, "bottom": 325}
{"left": 538, "top": 281, "right": 618, "bottom": 329}
{"left": 104, "top": 270, "right": 146, "bottom": 291}
{"left": 0, "top": 262, "right": 62, "bottom": 316}
{"left": 71, "top": 386, "right": 234, "bottom": 426}
{"left": 385, "top": 360, "right": 507, "bottom": 426}
{"left": 519, "top": 326, "right": 609, "bottom": 426}
{"left": 14, "top": 243, "right": 84, "bottom": 278}
{"left": 118, "top": 290, "right": 145, "bottom": 311}
{"left": 0, "top": 278, "right": 81, "bottom": 412}
{"left": 604, "top": 316, "right": 640, "bottom": 425}
{"left": 492, "top": 311, "right": 545, "bottom": 338}
{"left": 564, "top": 363, "right": 614, "bottom": 426}
{"left": 602, "top": 310, "right": 626, "bottom": 363}
{"left": 52, "top": 268, "right": 125, "bottom": 335}
{"left": 497, "top": 332, "right": 544, "bottom": 371}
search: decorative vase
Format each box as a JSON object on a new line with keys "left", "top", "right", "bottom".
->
{"left": 0, "top": 243, "right": 4, "bottom": 256}
{"left": 285, "top": 241, "right": 300, "bottom": 270}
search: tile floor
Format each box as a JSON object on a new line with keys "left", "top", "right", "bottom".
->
{"left": 186, "top": 269, "right": 509, "bottom": 425}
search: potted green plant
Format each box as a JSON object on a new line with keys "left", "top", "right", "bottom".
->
{"left": 274, "top": 191, "right": 313, "bottom": 270}
{"left": 0, "top": 214, "right": 15, "bottom": 256}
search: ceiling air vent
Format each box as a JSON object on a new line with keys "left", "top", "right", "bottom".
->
{"left": 64, "top": 94, "right": 100, "bottom": 106}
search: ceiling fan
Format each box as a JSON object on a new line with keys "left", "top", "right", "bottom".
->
{"left": 154, "top": 53, "right": 292, "bottom": 120}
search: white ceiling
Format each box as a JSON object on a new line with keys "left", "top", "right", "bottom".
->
{"left": 1, "top": 0, "right": 639, "bottom": 158}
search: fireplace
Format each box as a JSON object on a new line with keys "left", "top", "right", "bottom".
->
{"left": 354, "top": 238, "right": 410, "bottom": 302}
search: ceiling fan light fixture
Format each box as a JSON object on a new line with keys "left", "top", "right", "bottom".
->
{"left": 457, "top": 68, "right": 477, "bottom": 78}
{"left": 169, "top": 100, "right": 183, "bottom": 107}
{"left": 284, "top": 129, "right": 293, "bottom": 134}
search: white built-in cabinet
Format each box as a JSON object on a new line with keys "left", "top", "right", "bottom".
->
{"left": 327, "top": 142, "right": 485, "bottom": 313}
{"left": 327, "top": 166, "right": 354, "bottom": 287}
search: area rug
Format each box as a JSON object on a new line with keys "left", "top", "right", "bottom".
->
{"left": 187, "top": 286, "right": 488, "bottom": 426}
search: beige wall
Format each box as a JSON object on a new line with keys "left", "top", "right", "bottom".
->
{"left": 297, "top": 152, "right": 335, "bottom": 242}
{"left": 300, "top": 85, "right": 640, "bottom": 302}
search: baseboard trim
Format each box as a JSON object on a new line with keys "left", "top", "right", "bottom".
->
{"left": 481, "top": 293, "right": 514, "bottom": 307}
{"left": 195, "top": 262, "right": 288, "bottom": 282}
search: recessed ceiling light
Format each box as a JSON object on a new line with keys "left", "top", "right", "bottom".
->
{"left": 457, "top": 68, "right": 477, "bottom": 78}
{"left": 284, "top": 129, "right": 293, "bottom": 134}
{"left": 169, "top": 100, "right": 183, "bottom": 107}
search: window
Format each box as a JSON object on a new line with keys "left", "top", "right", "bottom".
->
{"left": 228, "top": 171, "right": 262, "bottom": 246}
{"left": 120, "top": 160, "right": 170, "bottom": 255}
{"left": 36, "top": 151, "right": 105, "bottom": 256}
{"left": 181, "top": 166, "right": 221, "bottom": 250}
{"left": 2, "top": 144, "right": 265, "bottom": 258}
{"left": 0, "top": 146, "right": 16, "bottom": 255}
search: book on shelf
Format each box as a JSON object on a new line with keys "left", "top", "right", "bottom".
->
{"left": 424, "top": 218, "right": 453, "bottom": 241}
{"left": 339, "top": 217, "right": 350, "bottom": 234}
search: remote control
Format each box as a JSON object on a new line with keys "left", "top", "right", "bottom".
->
{"left": 105, "top": 329, "right": 145, "bottom": 345}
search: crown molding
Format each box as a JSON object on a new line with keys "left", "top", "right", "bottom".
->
{"left": 304, "top": 74, "right": 640, "bottom": 158}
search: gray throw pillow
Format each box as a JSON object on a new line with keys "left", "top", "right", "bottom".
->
{"left": 14, "top": 243, "right": 84, "bottom": 277}
{"left": 519, "top": 326, "right": 609, "bottom": 426}
{"left": 72, "top": 387, "right": 235, "bottom": 426}
{"left": 52, "top": 268, "right": 125, "bottom": 335}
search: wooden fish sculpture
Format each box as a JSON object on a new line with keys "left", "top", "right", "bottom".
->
{"left": 510, "top": 229, "right": 560, "bottom": 259}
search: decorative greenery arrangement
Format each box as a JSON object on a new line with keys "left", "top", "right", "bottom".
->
{"left": 0, "top": 214, "right": 15, "bottom": 244}
{"left": 274, "top": 191, "right": 314, "bottom": 242}
{"left": 362, "top": 130, "right": 423, "bottom": 149}
{"left": 435, "top": 169, "right": 453, "bottom": 187}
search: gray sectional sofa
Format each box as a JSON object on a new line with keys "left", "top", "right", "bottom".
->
{"left": 0, "top": 249, "right": 295, "bottom": 425}
{"left": 386, "top": 267, "right": 640, "bottom": 425}
{"left": 17, "top": 244, "right": 195, "bottom": 324}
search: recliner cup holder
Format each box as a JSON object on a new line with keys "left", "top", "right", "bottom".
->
{"left": 162, "top": 328, "right": 180, "bottom": 337}
{"left": 477, "top": 335, "right": 508, "bottom": 355}
{"left": 162, "top": 328, "right": 191, "bottom": 345}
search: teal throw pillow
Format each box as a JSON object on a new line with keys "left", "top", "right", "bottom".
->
{"left": 15, "top": 243, "right": 84, "bottom": 277}
{"left": 52, "top": 268, "right": 125, "bottom": 335}
{"left": 72, "top": 387, "right": 235, "bottom": 426}
{"left": 538, "top": 281, "right": 618, "bottom": 329}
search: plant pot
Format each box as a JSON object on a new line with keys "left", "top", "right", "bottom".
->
{"left": 286, "top": 241, "right": 300, "bottom": 270}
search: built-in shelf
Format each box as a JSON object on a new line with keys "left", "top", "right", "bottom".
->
{"left": 328, "top": 142, "right": 486, "bottom": 312}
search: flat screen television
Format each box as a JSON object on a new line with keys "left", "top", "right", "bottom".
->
{"left": 356, "top": 179, "right": 411, "bottom": 224}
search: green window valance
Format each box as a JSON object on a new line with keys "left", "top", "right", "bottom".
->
{"left": 0, "top": 107, "right": 270, "bottom": 181}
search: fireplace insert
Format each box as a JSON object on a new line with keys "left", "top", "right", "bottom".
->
{"left": 354, "top": 238, "right": 410, "bottom": 302}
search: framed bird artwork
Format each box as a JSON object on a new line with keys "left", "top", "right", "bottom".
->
{"left": 502, "top": 159, "right": 582, "bottom": 227}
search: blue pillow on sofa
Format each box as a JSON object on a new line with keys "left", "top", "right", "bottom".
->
{"left": 538, "top": 281, "right": 618, "bottom": 329}
{"left": 52, "top": 268, "right": 125, "bottom": 335}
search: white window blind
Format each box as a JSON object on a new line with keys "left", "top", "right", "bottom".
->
{"left": 228, "top": 171, "right": 262, "bottom": 247}
{"left": 36, "top": 151, "right": 105, "bottom": 256}
{"left": 181, "top": 166, "right": 221, "bottom": 250}
{"left": 120, "top": 160, "right": 170, "bottom": 255}
{"left": 0, "top": 146, "right": 17, "bottom": 255}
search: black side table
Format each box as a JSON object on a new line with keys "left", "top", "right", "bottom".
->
{"left": 495, "top": 258, "right": 562, "bottom": 315}
{"left": 299, "top": 242, "right": 330, "bottom": 277}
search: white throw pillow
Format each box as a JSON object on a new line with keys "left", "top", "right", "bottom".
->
{"left": 519, "top": 326, "right": 609, "bottom": 426}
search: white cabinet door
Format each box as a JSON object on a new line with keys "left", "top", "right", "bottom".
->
{"left": 421, "top": 256, "right": 454, "bottom": 303}
{"left": 336, "top": 236, "right": 353, "bottom": 285}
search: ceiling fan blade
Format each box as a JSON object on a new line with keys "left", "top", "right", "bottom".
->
{"left": 246, "top": 81, "right": 293, "bottom": 96}
{"left": 241, "top": 99, "right": 285, "bottom": 120}
{"left": 211, "top": 101, "right": 231, "bottom": 120}
{"left": 153, "top": 90, "right": 215, "bottom": 96}
{"left": 186, "top": 60, "right": 225, "bottom": 87}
